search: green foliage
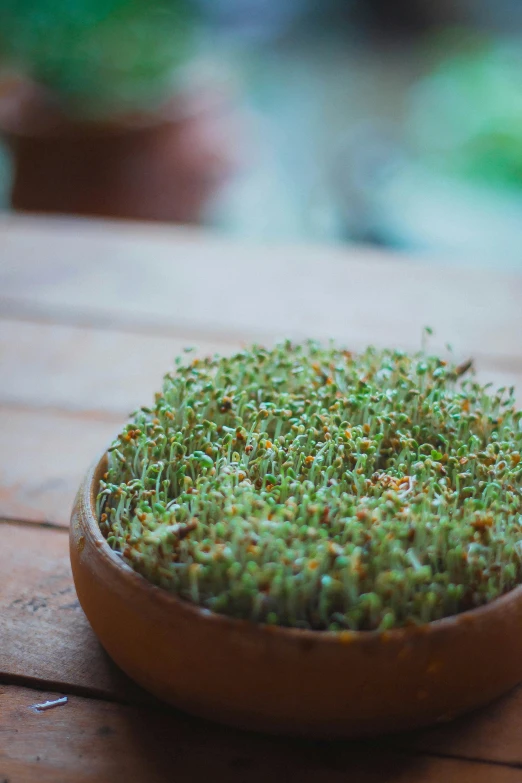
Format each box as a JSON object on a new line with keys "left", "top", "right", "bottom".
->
{"left": 98, "top": 341, "right": 522, "bottom": 632}
{"left": 411, "top": 31, "right": 522, "bottom": 189}
{"left": 0, "top": 0, "right": 195, "bottom": 119}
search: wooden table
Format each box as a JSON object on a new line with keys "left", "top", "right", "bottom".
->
{"left": 2, "top": 214, "right": 522, "bottom": 782}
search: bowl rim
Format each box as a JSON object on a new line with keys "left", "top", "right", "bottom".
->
{"left": 79, "top": 450, "right": 522, "bottom": 646}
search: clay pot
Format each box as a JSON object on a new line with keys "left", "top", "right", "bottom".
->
{"left": 0, "top": 77, "right": 240, "bottom": 223}
{"left": 70, "top": 453, "right": 522, "bottom": 738}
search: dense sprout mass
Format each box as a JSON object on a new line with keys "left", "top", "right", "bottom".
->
{"left": 98, "top": 342, "right": 522, "bottom": 632}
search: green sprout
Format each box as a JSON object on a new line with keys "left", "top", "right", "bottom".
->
{"left": 97, "top": 341, "right": 522, "bottom": 632}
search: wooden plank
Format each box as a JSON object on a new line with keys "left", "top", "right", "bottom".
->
{"left": 3, "top": 216, "right": 522, "bottom": 778}
{"left": 1, "top": 215, "right": 522, "bottom": 364}
{"left": 2, "top": 520, "right": 522, "bottom": 770}
{"left": 0, "top": 522, "right": 146, "bottom": 702}
{"left": 0, "top": 406, "right": 119, "bottom": 525}
{"left": 0, "top": 319, "right": 240, "bottom": 416}
{"left": 2, "top": 684, "right": 522, "bottom": 783}
{"left": 1, "top": 319, "right": 521, "bottom": 418}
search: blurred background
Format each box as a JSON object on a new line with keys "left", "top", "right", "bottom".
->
{"left": 1, "top": 0, "right": 522, "bottom": 267}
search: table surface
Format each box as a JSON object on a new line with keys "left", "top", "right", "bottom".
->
{"left": 2, "top": 214, "right": 522, "bottom": 782}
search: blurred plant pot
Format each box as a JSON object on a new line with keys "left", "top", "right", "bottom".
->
{"left": 0, "top": 77, "right": 241, "bottom": 223}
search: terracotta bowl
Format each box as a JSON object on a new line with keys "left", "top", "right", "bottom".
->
{"left": 70, "top": 453, "right": 522, "bottom": 738}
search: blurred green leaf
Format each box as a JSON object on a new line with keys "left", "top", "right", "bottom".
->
{"left": 0, "top": 0, "right": 196, "bottom": 119}
{"left": 411, "top": 31, "right": 522, "bottom": 189}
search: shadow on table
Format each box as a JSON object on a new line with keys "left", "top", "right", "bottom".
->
{"left": 119, "top": 701, "right": 461, "bottom": 783}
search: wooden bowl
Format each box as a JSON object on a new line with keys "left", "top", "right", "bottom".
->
{"left": 70, "top": 453, "right": 522, "bottom": 737}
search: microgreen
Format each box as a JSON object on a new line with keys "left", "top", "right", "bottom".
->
{"left": 98, "top": 341, "right": 522, "bottom": 632}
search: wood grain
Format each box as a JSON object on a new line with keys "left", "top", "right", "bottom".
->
{"left": 0, "top": 522, "right": 146, "bottom": 701}
{"left": 3, "top": 684, "right": 522, "bottom": 783}
{"left": 0, "top": 406, "right": 120, "bottom": 525}
{"left": 3, "top": 215, "right": 522, "bottom": 781}
{"left": 1, "top": 215, "right": 522, "bottom": 365}
{"left": 0, "top": 319, "right": 240, "bottom": 416}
